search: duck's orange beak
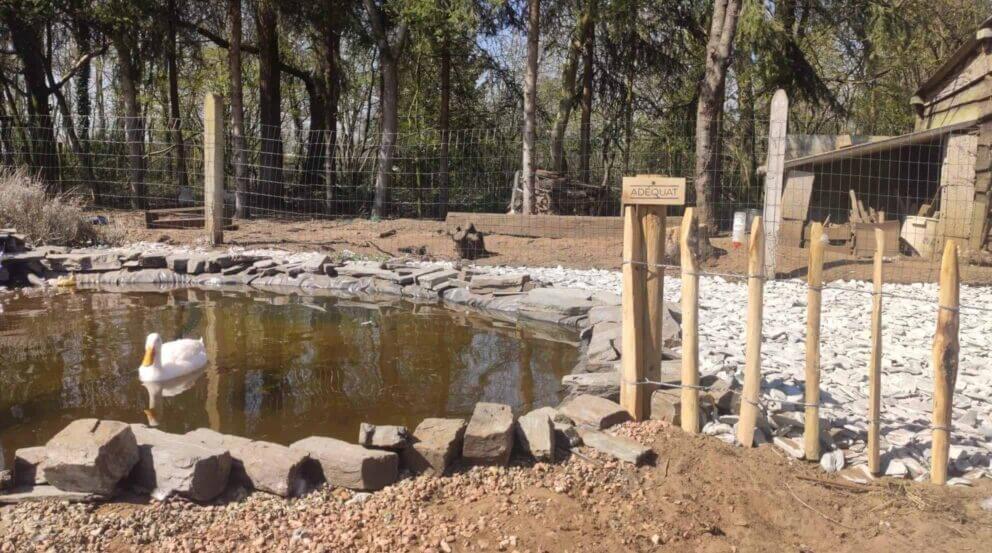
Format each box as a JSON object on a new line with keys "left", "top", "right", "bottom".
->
{"left": 141, "top": 345, "right": 155, "bottom": 367}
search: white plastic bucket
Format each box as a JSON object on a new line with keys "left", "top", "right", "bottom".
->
{"left": 732, "top": 211, "right": 747, "bottom": 247}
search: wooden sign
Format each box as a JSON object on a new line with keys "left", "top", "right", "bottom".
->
{"left": 622, "top": 175, "right": 686, "bottom": 205}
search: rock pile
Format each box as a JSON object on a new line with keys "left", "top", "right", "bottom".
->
{"left": 0, "top": 396, "right": 652, "bottom": 506}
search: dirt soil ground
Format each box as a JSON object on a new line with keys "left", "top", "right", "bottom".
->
{"left": 104, "top": 210, "right": 992, "bottom": 285}
{"left": 2, "top": 420, "right": 990, "bottom": 552}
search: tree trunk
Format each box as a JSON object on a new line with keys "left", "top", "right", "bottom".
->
{"left": 579, "top": 0, "right": 596, "bottom": 184}
{"left": 549, "top": 5, "right": 593, "bottom": 174}
{"left": 0, "top": 93, "right": 15, "bottom": 166}
{"left": 374, "top": 54, "right": 399, "bottom": 218}
{"left": 693, "top": 0, "right": 741, "bottom": 231}
{"left": 320, "top": 20, "right": 341, "bottom": 215}
{"left": 438, "top": 34, "right": 451, "bottom": 218}
{"left": 2, "top": 12, "right": 60, "bottom": 188}
{"left": 302, "top": 77, "right": 328, "bottom": 212}
{"left": 228, "top": 0, "right": 249, "bottom": 218}
{"left": 256, "top": 0, "right": 283, "bottom": 210}
{"left": 72, "top": 17, "right": 97, "bottom": 199}
{"left": 362, "top": 0, "right": 409, "bottom": 220}
{"left": 521, "top": 0, "right": 540, "bottom": 215}
{"left": 115, "top": 34, "right": 146, "bottom": 209}
{"left": 167, "top": 0, "right": 188, "bottom": 191}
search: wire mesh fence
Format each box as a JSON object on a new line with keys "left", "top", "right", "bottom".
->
{"left": 2, "top": 107, "right": 991, "bottom": 291}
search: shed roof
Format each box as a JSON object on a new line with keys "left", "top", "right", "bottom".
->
{"left": 784, "top": 118, "right": 977, "bottom": 169}
{"left": 914, "top": 15, "right": 992, "bottom": 100}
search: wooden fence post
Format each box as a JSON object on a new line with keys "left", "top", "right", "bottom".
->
{"left": 868, "top": 228, "right": 884, "bottom": 475}
{"left": 621, "top": 204, "right": 648, "bottom": 419}
{"left": 680, "top": 208, "right": 700, "bottom": 433}
{"left": 804, "top": 222, "right": 825, "bottom": 460}
{"left": 737, "top": 216, "right": 765, "bottom": 447}
{"left": 204, "top": 93, "right": 225, "bottom": 246}
{"left": 642, "top": 205, "right": 666, "bottom": 384}
{"left": 931, "top": 240, "right": 960, "bottom": 485}
{"left": 762, "top": 90, "right": 788, "bottom": 280}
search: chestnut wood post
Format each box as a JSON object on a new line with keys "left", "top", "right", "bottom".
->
{"left": 804, "top": 222, "right": 825, "bottom": 460}
{"left": 931, "top": 240, "right": 959, "bottom": 485}
{"left": 204, "top": 93, "right": 225, "bottom": 246}
{"left": 868, "top": 228, "right": 884, "bottom": 475}
{"left": 621, "top": 204, "right": 648, "bottom": 419}
{"left": 642, "top": 205, "right": 666, "bottom": 384}
{"left": 680, "top": 208, "right": 700, "bottom": 433}
{"left": 737, "top": 216, "right": 765, "bottom": 447}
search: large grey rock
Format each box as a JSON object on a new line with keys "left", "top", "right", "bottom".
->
{"left": 13, "top": 446, "right": 48, "bottom": 486}
{"left": 402, "top": 418, "right": 467, "bottom": 476}
{"left": 558, "top": 394, "right": 631, "bottom": 430}
{"left": 130, "top": 425, "right": 231, "bottom": 501}
{"left": 463, "top": 403, "right": 515, "bottom": 466}
{"left": 516, "top": 409, "right": 555, "bottom": 462}
{"left": 529, "top": 407, "right": 581, "bottom": 448}
{"left": 186, "top": 428, "right": 309, "bottom": 498}
{"left": 562, "top": 371, "right": 619, "bottom": 401}
{"left": 43, "top": 419, "right": 139, "bottom": 496}
{"left": 649, "top": 389, "right": 713, "bottom": 426}
{"left": 576, "top": 428, "right": 652, "bottom": 465}
{"left": 358, "top": 423, "right": 410, "bottom": 450}
{"left": 290, "top": 437, "right": 398, "bottom": 491}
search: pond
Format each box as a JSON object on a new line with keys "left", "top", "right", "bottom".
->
{"left": 0, "top": 287, "right": 579, "bottom": 465}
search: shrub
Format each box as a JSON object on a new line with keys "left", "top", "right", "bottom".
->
{"left": 0, "top": 169, "right": 105, "bottom": 247}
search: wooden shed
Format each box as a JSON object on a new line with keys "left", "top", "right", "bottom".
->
{"left": 775, "top": 16, "right": 992, "bottom": 258}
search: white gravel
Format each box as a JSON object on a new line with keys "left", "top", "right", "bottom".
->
{"left": 475, "top": 263, "right": 992, "bottom": 479}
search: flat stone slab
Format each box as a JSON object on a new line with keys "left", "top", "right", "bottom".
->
{"left": 558, "top": 394, "right": 631, "bottom": 430}
{"left": 186, "top": 428, "right": 309, "bottom": 498}
{"left": 463, "top": 403, "right": 515, "bottom": 466}
{"left": 650, "top": 389, "right": 713, "bottom": 426}
{"left": 358, "top": 423, "right": 410, "bottom": 450}
{"left": 402, "top": 418, "right": 467, "bottom": 476}
{"left": 516, "top": 409, "right": 555, "bottom": 462}
{"left": 576, "top": 428, "right": 653, "bottom": 465}
{"left": 291, "top": 437, "right": 398, "bottom": 491}
{"left": 14, "top": 446, "right": 47, "bottom": 486}
{"left": 130, "top": 425, "right": 232, "bottom": 501}
{"left": 562, "top": 371, "right": 619, "bottom": 401}
{"left": 520, "top": 288, "right": 596, "bottom": 316}
{"left": 0, "top": 485, "right": 101, "bottom": 505}
{"left": 44, "top": 419, "right": 139, "bottom": 496}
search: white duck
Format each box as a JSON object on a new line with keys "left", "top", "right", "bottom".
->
{"left": 138, "top": 332, "right": 208, "bottom": 383}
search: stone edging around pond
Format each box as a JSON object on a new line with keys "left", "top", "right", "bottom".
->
{"left": 0, "top": 244, "right": 687, "bottom": 404}
{"left": 0, "top": 396, "right": 652, "bottom": 505}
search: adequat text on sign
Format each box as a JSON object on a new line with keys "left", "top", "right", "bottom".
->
{"left": 621, "top": 175, "right": 686, "bottom": 205}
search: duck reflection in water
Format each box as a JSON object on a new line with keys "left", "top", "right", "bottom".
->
{"left": 141, "top": 370, "right": 205, "bottom": 427}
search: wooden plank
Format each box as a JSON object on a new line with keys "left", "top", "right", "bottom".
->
{"left": 938, "top": 133, "right": 978, "bottom": 244}
{"left": 868, "top": 229, "right": 884, "bottom": 476}
{"left": 854, "top": 222, "right": 899, "bottom": 257}
{"left": 849, "top": 190, "right": 864, "bottom": 223}
{"left": 620, "top": 205, "right": 647, "bottom": 420}
{"left": 737, "top": 216, "right": 765, "bottom": 447}
{"left": 804, "top": 223, "right": 825, "bottom": 461}
{"left": 763, "top": 90, "right": 789, "bottom": 279}
{"left": 781, "top": 170, "right": 814, "bottom": 221}
{"left": 679, "top": 208, "right": 700, "bottom": 434}
{"left": 931, "top": 240, "right": 959, "bottom": 485}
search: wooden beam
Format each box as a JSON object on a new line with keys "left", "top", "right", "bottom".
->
{"left": 762, "top": 90, "right": 789, "bottom": 280}
{"left": 737, "top": 216, "right": 765, "bottom": 447}
{"left": 931, "top": 240, "right": 960, "bottom": 485}
{"left": 621, "top": 205, "right": 648, "bottom": 419}
{"left": 804, "top": 223, "right": 824, "bottom": 461}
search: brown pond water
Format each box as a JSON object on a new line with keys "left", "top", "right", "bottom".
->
{"left": 0, "top": 288, "right": 579, "bottom": 465}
